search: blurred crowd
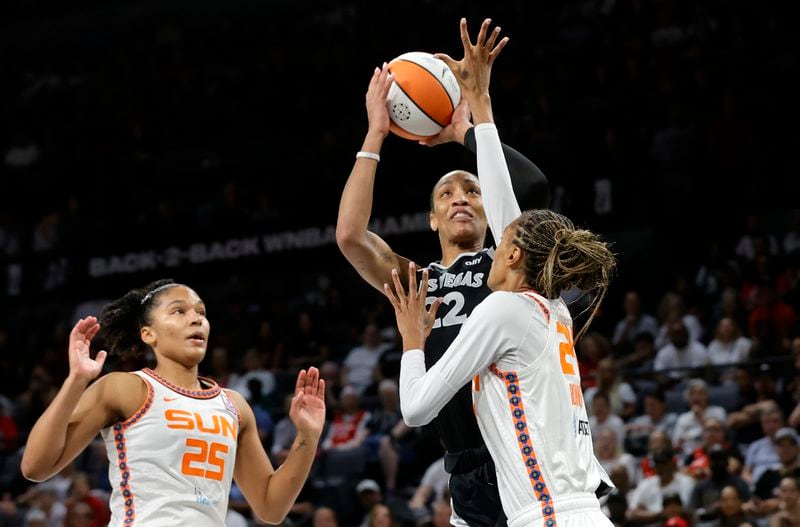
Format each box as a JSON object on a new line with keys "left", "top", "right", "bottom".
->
{"left": 2, "top": 0, "right": 800, "bottom": 526}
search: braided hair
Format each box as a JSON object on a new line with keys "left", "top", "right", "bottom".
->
{"left": 96, "top": 279, "right": 178, "bottom": 358}
{"left": 512, "top": 209, "right": 616, "bottom": 341}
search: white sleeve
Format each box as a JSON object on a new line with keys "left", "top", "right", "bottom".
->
{"left": 474, "top": 123, "right": 522, "bottom": 245}
{"left": 399, "top": 292, "right": 522, "bottom": 427}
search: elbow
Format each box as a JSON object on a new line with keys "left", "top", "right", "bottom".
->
{"left": 255, "top": 512, "right": 286, "bottom": 525}
{"left": 400, "top": 402, "right": 430, "bottom": 428}
{"left": 20, "top": 458, "right": 48, "bottom": 483}
{"left": 335, "top": 223, "right": 360, "bottom": 254}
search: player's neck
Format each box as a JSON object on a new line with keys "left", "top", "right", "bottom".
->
{"left": 439, "top": 240, "right": 483, "bottom": 267}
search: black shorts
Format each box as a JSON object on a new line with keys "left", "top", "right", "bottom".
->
{"left": 446, "top": 446, "right": 507, "bottom": 527}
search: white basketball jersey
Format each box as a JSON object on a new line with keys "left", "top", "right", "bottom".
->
{"left": 400, "top": 291, "right": 613, "bottom": 527}
{"left": 101, "top": 369, "right": 240, "bottom": 527}
{"left": 472, "top": 292, "right": 611, "bottom": 527}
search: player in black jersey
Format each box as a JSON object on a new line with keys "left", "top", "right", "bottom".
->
{"left": 337, "top": 19, "right": 549, "bottom": 527}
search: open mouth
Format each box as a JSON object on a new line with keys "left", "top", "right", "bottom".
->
{"left": 450, "top": 210, "right": 474, "bottom": 221}
{"left": 187, "top": 332, "right": 206, "bottom": 344}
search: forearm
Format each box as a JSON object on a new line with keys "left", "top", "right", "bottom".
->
{"left": 263, "top": 434, "right": 319, "bottom": 521}
{"left": 464, "top": 128, "right": 549, "bottom": 209}
{"left": 21, "top": 376, "right": 88, "bottom": 480}
{"left": 399, "top": 350, "right": 458, "bottom": 427}
{"left": 336, "top": 132, "right": 385, "bottom": 243}
{"left": 474, "top": 123, "right": 521, "bottom": 241}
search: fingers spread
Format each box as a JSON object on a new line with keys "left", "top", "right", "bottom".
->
{"left": 295, "top": 369, "right": 307, "bottom": 395}
{"left": 476, "top": 18, "right": 491, "bottom": 48}
{"left": 485, "top": 26, "right": 501, "bottom": 50}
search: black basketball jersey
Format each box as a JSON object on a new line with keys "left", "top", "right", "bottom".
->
{"left": 420, "top": 247, "right": 494, "bottom": 452}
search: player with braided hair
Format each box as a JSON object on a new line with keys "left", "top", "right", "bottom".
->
{"left": 387, "top": 208, "right": 617, "bottom": 527}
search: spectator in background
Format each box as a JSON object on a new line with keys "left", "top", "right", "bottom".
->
{"left": 708, "top": 288, "right": 749, "bottom": 342}
{"left": 735, "top": 213, "right": 779, "bottom": 263}
{"left": 280, "top": 310, "right": 331, "bottom": 371}
{"left": 654, "top": 320, "right": 708, "bottom": 381}
{"left": 228, "top": 347, "right": 276, "bottom": 400}
{"left": 682, "top": 417, "right": 742, "bottom": 481}
{"left": 689, "top": 447, "right": 750, "bottom": 525}
{"left": 673, "top": 379, "right": 727, "bottom": 456}
{"left": 639, "top": 430, "right": 675, "bottom": 482}
{"left": 577, "top": 332, "right": 611, "bottom": 389}
{"left": 367, "top": 503, "right": 393, "bottom": 527}
{"left": 63, "top": 471, "right": 110, "bottom": 527}
{"left": 729, "top": 364, "right": 794, "bottom": 444}
{"left": 742, "top": 404, "right": 784, "bottom": 485}
{"left": 584, "top": 358, "right": 638, "bottom": 420}
{"left": 715, "top": 485, "right": 757, "bottom": 527}
{"left": 655, "top": 292, "right": 704, "bottom": 350}
{"left": 430, "top": 500, "right": 452, "bottom": 527}
{"left": 208, "top": 346, "right": 234, "bottom": 387}
{"left": 63, "top": 501, "right": 94, "bottom": 527}
{"left": 321, "top": 385, "right": 370, "bottom": 452}
{"left": 627, "top": 447, "right": 695, "bottom": 526}
{"left": 783, "top": 210, "right": 800, "bottom": 255}
{"left": 750, "top": 427, "right": 800, "bottom": 517}
{"left": 615, "top": 331, "right": 658, "bottom": 372}
{"left": 589, "top": 392, "right": 626, "bottom": 450}
{"left": 342, "top": 324, "right": 391, "bottom": 395}
{"left": 595, "top": 427, "right": 637, "bottom": 484}
{"left": 769, "top": 477, "right": 800, "bottom": 527}
{"left": 407, "top": 457, "right": 448, "bottom": 523}
{"left": 660, "top": 493, "right": 689, "bottom": 527}
{"left": 612, "top": 290, "right": 659, "bottom": 347}
{"left": 364, "top": 379, "right": 406, "bottom": 493}
{"left": 245, "top": 378, "right": 275, "bottom": 446}
{"left": 748, "top": 280, "right": 797, "bottom": 351}
{"left": 707, "top": 317, "right": 751, "bottom": 381}
{"left": 313, "top": 506, "right": 339, "bottom": 527}
{"left": 626, "top": 388, "right": 678, "bottom": 456}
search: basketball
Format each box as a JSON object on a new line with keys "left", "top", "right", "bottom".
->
{"left": 386, "top": 52, "right": 461, "bottom": 141}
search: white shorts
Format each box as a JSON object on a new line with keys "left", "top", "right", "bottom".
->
{"left": 508, "top": 494, "right": 613, "bottom": 527}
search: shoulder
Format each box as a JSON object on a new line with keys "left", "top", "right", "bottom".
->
{"left": 87, "top": 372, "right": 149, "bottom": 422}
{"left": 222, "top": 388, "right": 256, "bottom": 431}
{"left": 472, "top": 291, "right": 528, "bottom": 319}
{"left": 222, "top": 388, "right": 249, "bottom": 411}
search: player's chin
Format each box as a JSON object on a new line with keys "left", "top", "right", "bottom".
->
{"left": 448, "top": 223, "right": 481, "bottom": 240}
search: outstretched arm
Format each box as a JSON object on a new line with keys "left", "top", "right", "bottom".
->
{"left": 232, "top": 368, "right": 325, "bottom": 524}
{"left": 384, "top": 264, "right": 508, "bottom": 426}
{"left": 336, "top": 64, "right": 412, "bottom": 292}
{"left": 436, "top": 18, "right": 523, "bottom": 245}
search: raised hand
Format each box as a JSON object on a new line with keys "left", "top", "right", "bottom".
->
{"left": 365, "top": 63, "right": 393, "bottom": 138}
{"left": 435, "top": 18, "right": 509, "bottom": 124}
{"left": 289, "top": 367, "right": 326, "bottom": 440}
{"left": 68, "top": 316, "right": 107, "bottom": 384}
{"left": 384, "top": 262, "right": 442, "bottom": 351}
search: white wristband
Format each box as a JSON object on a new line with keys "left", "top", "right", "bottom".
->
{"left": 356, "top": 151, "right": 380, "bottom": 162}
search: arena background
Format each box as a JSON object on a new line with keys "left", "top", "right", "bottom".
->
{"left": 2, "top": 1, "right": 800, "bottom": 526}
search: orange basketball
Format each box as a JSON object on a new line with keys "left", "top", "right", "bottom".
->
{"left": 386, "top": 52, "right": 461, "bottom": 141}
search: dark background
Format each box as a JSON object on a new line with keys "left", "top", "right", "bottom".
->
{"left": 2, "top": 0, "right": 800, "bottom": 524}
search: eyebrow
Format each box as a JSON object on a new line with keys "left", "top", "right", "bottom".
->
{"left": 167, "top": 299, "right": 205, "bottom": 307}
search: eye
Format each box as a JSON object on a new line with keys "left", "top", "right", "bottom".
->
{"left": 468, "top": 187, "right": 480, "bottom": 195}
{"left": 197, "top": 310, "right": 207, "bottom": 317}
{"left": 172, "top": 308, "right": 185, "bottom": 315}
{"left": 440, "top": 191, "right": 451, "bottom": 198}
